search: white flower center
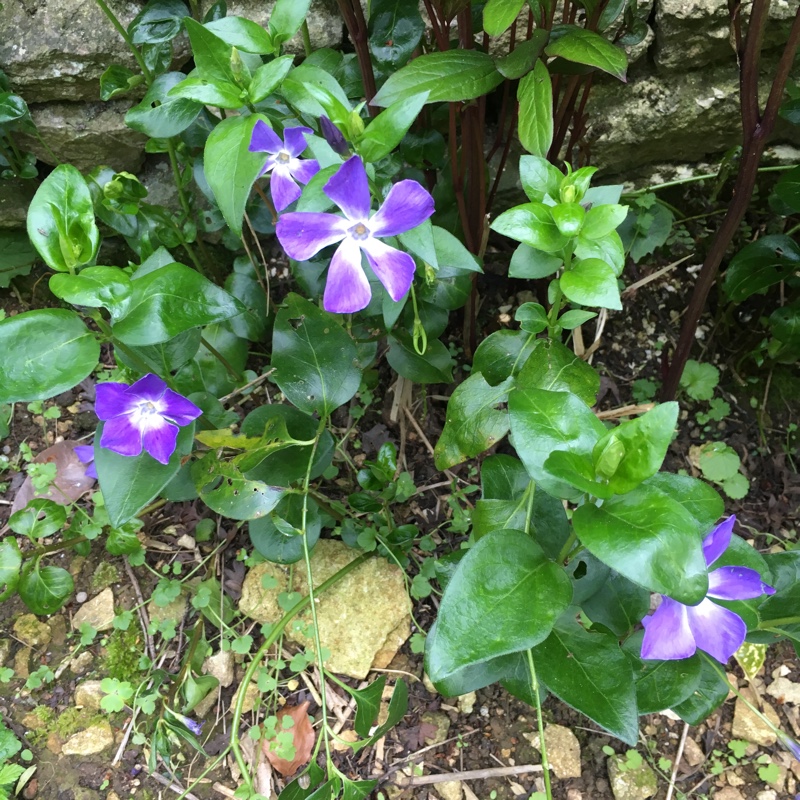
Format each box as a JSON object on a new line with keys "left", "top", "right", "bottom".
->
{"left": 348, "top": 221, "right": 370, "bottom": 241}
{"left": 276, "top": 150, "right": 291, "bottom": 164}
{"left": 129, "top": 399, "right": 167, "bottom": 432}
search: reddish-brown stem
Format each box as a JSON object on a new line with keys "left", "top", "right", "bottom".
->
{"left": 423, "top": 0, "right": 449, "bottom": 50}
{"left": 548, "top": 74, "right": 582, "bottom": 161}
{"left": 565, "top": 74, "right": 594, "bottom": 163}
{"left": 336, "top": 0, "right": 378, "bottom": 113}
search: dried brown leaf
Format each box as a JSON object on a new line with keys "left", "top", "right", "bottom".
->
{"left": 262, "top": 701, "right": 315, "bottom": 777}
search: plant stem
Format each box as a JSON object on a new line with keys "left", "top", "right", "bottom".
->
{"left": 526, "top": 649, "right": 552, "bottom": 800}
{"left": 199, "top": 336, "right": 243, "bottom": 381}
{"left": 556, "top": 531, "right": 577, "bottom": 564}
{"left": 757, "top": 615, "right": 800, "bottom": 628}
{"left": 93, "top": 0, "right": 153, "bottom": 84}
{"left": 33, "top": 536, "right": 87, "bottom": 556}
{"left": 623, "top": 164, "right": 792, "bottom": 197}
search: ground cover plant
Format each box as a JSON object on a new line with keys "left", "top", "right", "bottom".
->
{"left": 1, "top": 0, "right": 799, "bottom": 798}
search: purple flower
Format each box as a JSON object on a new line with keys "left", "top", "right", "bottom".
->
{"left": 319, "top": 115, "right": 349, "bottom": 156}
{"left": 176, "top": 713, "right": 203, "bottom": 736}
{"left": 276, "top": 155, "right": 434, "bottom": 314}
{"left": 641, "top": 516, "right": 775, "bottom": 663}
{"left": 96, "top": 374, "right": 201, "bottom": 465}
{"left": 74, "top": 445, "right": 98, "bottom": 479}
{"left": 249, "top": 121, "right": 320, "bottom": 212}
{"left": 779, "top": 732, "right": 800, "bottom": 762}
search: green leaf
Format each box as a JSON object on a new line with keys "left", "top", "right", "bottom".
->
{"left": 204, "top": 114, "right": 270, "bottom": 236}
{"left": 491, "top": 202, "right": 568, "bottom": 253}
{"left": 580, "top": 203, "right": 628, "bottom": 240}
{"left": 95, "top": 422, "right": 194, "bottom": 528}
{"left": 516, "top": 337, "right": 600, "bottom": 405}
{"left": 129, "top": 0, "right": 189, "bottom": 44}
{"left": 582, "top": 572, "right": 650, "bottom": 636}
{"left": 269, "top": 0, "right": 312, "bottom": 47}
{"left": 183, "top": 17, "right": 237, "bottom": 87}
{"left": 205, "top": 16, "right": 274, "bottom": 54}
{"left": 558, "top": 310, "right": 597, "bottom": 329}
{"left": 434, "top": 374, "right": 513, "bottom": 469}
{"left": 509, "top": 387, "right": 606, "bottom": 500}
{"left": 349, "top": 679, "right": 408, "bottom": 754}
{"left": 9, "top": 499, "right": 67, "bottom": 539}
{"left": 769, "top": 303, "right": 800, "bottom": 347}
{"left": 272, "top": 294, "right": 362, "bottom": 416}
{"left": 0, "top": 723, "right": 22, "bottom": 762}
{"left": 27, "top": 164, "right": 100, "bottom": 272}
{"left": 49, "top": 266, "right": 132, "bottom": 310}
{"left": 426, "top": 530, "right": 572, "bottom": 695}
{"left": 0, "top": 540, "right": 22, "bottom": 601}
{"left": 590, "top": 403, "right": 678, "bottom": 494}
{"left": 515, "top": 302, "right": 548, "bottom": 334}
{"left": 519, "top": 155, "right": 563, "bottom": 203}
{"left": 575, "top": 230, "right": 625, "bottom": 276}
{"left": 111, "top": 262, "right": 246, "bottom": 346}
{"left": 472, "top": 329, "right": 538, "bottom": 385}
{"left": 0, "top": 230, "right": 36, "bottom": 288}
{"left": 248, "top": 55, "right": 294, "bottom": 103}
{"left": 358, "top": 92, "right": 428, "bottom": 163}
{"left": 495, "top": 31, "right": 550, "bottom": 79}
{"left": 483, "top": 0, "right": 525, "bottom": 36}
{"left": 125, "top": 72, "right": 202, "bottom": 138}
{"left": 386, "top": 332, "right": 454, "bottom": 384}
{"left": 643, "top": 473, "right": 723, "bottom": 532}
{"left": 281, "top": 64, "right": 350, "bottom": 118}
{"left": 368, "top": 0, "right": 425, "bottom": 69}
{"left": 192, "top": 452, "right": 285, "bottom": 520}
{"left": 249, "top": 494, "right": 321, "bottom": 564}
{"left": 347, "top": 676, "right": 386, "bottom": 737}
{"left": 168, "top": 76, "right": 244, "bottom": 108}
{"left": 560, "top": 258, "right": 622, "bottom": 310}
{"left": 432, "top": 225, "right": 481, "bottom": 272}
{"left": 517, "top": 60, "right": 553, "bottom": 158}
{"left": 679, "top": 359, "right": 719, "bottom": 401}
{"left": 572, "top": 485, "right": 709, "bottom": 604}
{"left": 372, "top": 50, "right": 503, "bottom": 107}
{"left": 552, "top": 203, "right": 585, "bottom": 237}
{"left": 534, "top": 616, "right": 638, "bottom": 743}
{"left": 508, "top": 243, "right": 562, "bottom": 279}
{"left": 0, "top": 309, "right": 100, "bottom": 403}
{"left": 544, "top": 451, "right": 613, "bottom": 499}
{"left": 19, "top": 565, "right": 74, "bottom": 615}
{"left": 722, "top": 235, "right": 800, "bottom": 302}
{"left": 697, "top": 442, "right": 740, "bottom": 482}
{"left": 544, "top": 27, "right": 627, "bottom": 80}
{"left": 672, "top": 656, "right": 729, "bottom": 725}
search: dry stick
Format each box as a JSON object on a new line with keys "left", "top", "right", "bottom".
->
{"left": 123, "top": 556, "right": 156, "bottom": 662}
{"left": 622, "top": 255, "right": 693, "bottom": 296}
{"left": 596, "top": 403, "right": 655, "bottom": 420}
{"left": 665, "top": 723, "right": 691, "bottom": 800}
{"left": 148, "top": 771, "right": 203, "bottom": 800}
{"left": 395, "top": 764, "right": 543, "bottom": 787}
{"left": 661, "top": 4, "right": 800, "bottom": 400}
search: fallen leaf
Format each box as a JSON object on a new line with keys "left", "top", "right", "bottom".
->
{"left": 262, "top": 701, "right": 315, "bottom": 777}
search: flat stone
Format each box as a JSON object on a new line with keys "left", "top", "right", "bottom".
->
{"left": 72, "top": 588, "right": 115, "bottom": 632}
{"left": 192, "top": 687, "right": 220, "bottom": 718}
{"left": 48, "top": 614, "right": 67, "bottom": 646}
{"left": 14, "top": 647, "right": 31, "bottom": 679}
{"left": 204, "top": 650, "right": 234, "bottom": 688}
{"left": 0, "top": 639, "right": 11, "bottom": 666}
{"left": 420, "top": 711, "right": 450, "bottom": 746}
{"left": 231, "top": 681, "right": 260, "bottom": 715}
{"left": 607, "top": 755, "right": 657, "bottom": 800}
{"left": 239, "top": 540, "right": 411, "bottom": 679}
{"left": 731, "top": 687, "right": 780, "bottom": 746}
{"left": 70, "top": 651, "right": 94, "bottom": 675}
{"left": 74, "top": 680, "right": 105, "bottom": 711}
{"left": 62, "top": 722, "right": 114, "bottom": 756}
{"left": 766, "top": 676, "right": 800, "bottom": 705}
{"left": 14, "top": 615, "right": 51, "bottom": 648}
{"left": 681, "top": 735, "right": 705, "bottom": 767}
{"left": 436, "top": 781, "right": 462, "bottom": 800}
{"left": 148, "top": 593, "right": 187, "bottom": 626}
{"left": 543, "top": 724, "right": 582, "bottom": 780}
{"left": 457, "top": 692, "right": 476, "bottom": 715}
{"left": 714, "top": 789, "right": 745, "bottom": 800}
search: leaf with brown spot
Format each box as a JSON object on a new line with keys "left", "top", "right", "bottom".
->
{"left": 262, "top": 701, "right": 315, "bottom": 777}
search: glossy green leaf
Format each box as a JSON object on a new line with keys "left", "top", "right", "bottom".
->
{"left": 519, "top": 155, "right": 563, "bottom": 203}
{"left": 372, "top": 50, "right": 503, "bottom": 107}
{"left": 582, "top": 572, "right": 651, "bottom": 636}
{"left": 591, "top": 403, "right": 678, "bottom": 494}
{"left": 358, "top": 92, "right": 428, "bottom": 163}
{"left": 432, "top": 225, "right": 481, "bottom": 272}
{"left": 426, "top": 530, "right": 572, "bottom": 695}
{"left": 643, "top": 473, "right": 723, "bottom": 532}
{"left": 9, "top": 499, "right": 67, "bottom": 539}
{"left": 472, "top": 498, "right": 529, "bottom": 540}
{"left": 575, "top": 230, "right": 625, "bottom": 276}
{"left": 96, "top": 423, "right": 194, "bottom": 528}
{"left": 184, "top": 18, "right": 238, "bottom": 87}
{"left": 483, "top": 0, "right": 525, "bottom": 36}
{"left": 573, "top": 485, "right": 709, "bottom": 604}
{"left": 434, "top": 374, "right": 513, "bottom": 469}
{"left": 192, "top": 452, "right": 284, "bottom": 520}
{"left": 516, "top": 338, "right": 600, "bottom": 406}
{"left": 495, "top": 31, "right": 549, "bottom": 79}
{"left": 273, "top": 293, "right": 361, "bottom": 416}
{"left": 769, "top": 303, "right": 800, "bottom": 347}
{"left": 544, "top": 451, "right": 613, "bottom": 499}
{"left": 111, "top": 262, "right": 246, "bottom": 346}
{"left": 348, "top": 676, "right": 386, "bottom": 737}
{"left": 205, "top": 16, "right": 274, "bottom": 53}
{"left": 129, "top": 0, "right": 189, "bottom": 44}
{"left": 0, "top": 309, "right": 100, "bottom": 403}
{"left": 490, "top": 202, "right": 567, "bottom": 253}
{"left": 515, "top": 302, "right": 548, "bottom": 334}
{"left": 248, "top": 55, "right": 294, "bottom": 103}
{"left": 481, "top": 454, "right": 531, "bottom": 499}
{"left": 552, "top": 203, "right": 585, "bottom": 237}
{"left": 722, "top": 235, "right": 800, "bottom": 302}
{"left": 204, "top": 114, "right": 271, "bottom": 236}
{"left": 125, "top": 72, "right": 202, "bottom": 138}
{"left": 168, "top": 76, "right": 244, "bottom": 108}
{"left": 560, "top": 258, "right": 622, "bottom": 310}
{"left": 517, "top": 60, "right": 553, "bottom": 158}
{"left": 269, "top": 0, "right": 312, "bottom": 47}
{"left": 509, "top": 387, "right": 605, "bottom": 500}
{"left": 248, "top": 494, "right": 320, "bottom": 564}
{"left": 118, "top": 330, "right": 202, "bottom": 378}
{"left": 472, "top": 329, "right": 538, "bottom": 385}
{"left": 0, "top": 230, "right": 36, "bottom": 288}
{"left": 386, "top": 332, "right": 454, "bottom": 384}
{"left": 533, "top": 616, "right": 638, "bottom": 744}
{"left": 27, "top": 164, "right": 100, "bottom": 272}
{"left": 581, "top": 203, "right": 628, "bottom": 240}
{"left": 672, "top": 656, "right": 729, "bottom": 724}
{"left": 19, "top": 566, "right": 74, "bottom": 615}
{"left": 508, "top": 243, "right": 562, "bottom": 279}
{"left": 544, "top": 27, "right": 627, "bottom": 80}
{"left": 558, "top": 309, "right": 597, "bottom": 329}
{"left": 223, "top": 259, "right": 268, "bottom": 341}
{"left": 0, "top": 539, "right": 21, "bottom": 601}
{"left": 368, "top": 0, "right": 425, "bottom": 69}
{"left": 99, "top": 65, "right": 144, "bottom": 100}
{"left": 349, "top": 679, "right": 408, "bottom": 754}
{"left": 281, "top": 64, "right": 350, "bottom": 118}
{"left": 49, "top": 267, "right": 131, "bottom": 310}
{"left": 774, "top": 164, "right": 800, "bottom": 212}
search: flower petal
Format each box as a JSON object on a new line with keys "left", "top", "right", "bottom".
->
{"left": 290, "top": 157, "right": 320, "bottom": 185}
{"left": 369, "top": 180, "right": 435, "bottom": 238}
{"left": 323, "top": 238, "right": 372, "bottom": 314}
{"left": 259, "top": 154, "right": 278, "bottom": 177}
{"left": 161, "top": 389, "right": 202, "bottom": 427}
{"left": 276, "top": 212, "right": 347, "bottom": 261}
{"left": 142, "top": 422, "right": 179, "bottom": 465}
{"left": 74, "top": 445, "right": 94, "bottom": 464}
{"left": 707, "top": 566, "right": 775, "bottom": 601}
{"left": 282, "top": 126, "right": 313, "bottom": 158}
{"left": 100, "top": 415, "right": 144, "bottom": 458}
{"left": 361, "top": 236, "right": 416, "bottom": 302}
{"left": 249, "top": 119, "right": 282, "bottom": 154}
{"left": 324, "top": 155, "right": 370, "bottom": 221}
{"left": 95, "top": 382, "right": 134, "bottom": 420}
{"left": 702, "top": 515, "right": 735, "bottom": 566}
{"left": 641, "top": 597, "right": 697, "bottom": 660}
{"left": 128, "top": 373, "right": 169, "bottom": 403}
{"left": 686, "top": 597, "right": 747, "bottom": 663}
{"left": 270, "top": 165, "right": 302, "bottom": 212}
{"left": 320, "top": 115, "right": 348, "bottom": 155}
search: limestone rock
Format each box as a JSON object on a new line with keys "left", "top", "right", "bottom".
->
{"left": 18, "top": 102, "right": 146, "bottom": 173}
{"left": 14, "top": 614, "right": 51, "bottom": 648}
{"left": 681, "top": 735, "right": 705, "bottom": 767}
{"left": 543, "top": 724, "right": 582, "bottom": 780}
{"left": 731, "top": 687, "right": 780, "bottom": 746}
{"left": 457, "top": 692, "right": 476, "bottom": 715}
{"left": 72, "top": 588, "right": 115, "bottom": 632}
{"left": 48, "top": 614, "right": 67, "bottom": 646}
{"left": 204, "top": 650, "right": 235, "bottom": 688}
{"left": 70, "top": 651, "right": 94, "bottom": 675}
{"left": 0, "top": 639, "right": 11, "bottom": 666}
{"left": 75, "top": 680, "right": 105, "bottom": 711}
{"left": 420, "top": 711, "right": 450, "bottom": 746}
{"left": 766, "top": 676, "right": 800, "bottom": 705}
{"left": 148, "top": 593, "right": 187, "bottom": 626}
{"left": 0, "top": 179, "right": 37, "bottom": 230}
{"left": 607, "top": 755, "right": 657, "bottom": 800}
{"left": 436, "top": 781, "right": 462, "bottom": 800}
{"left": 239, "top": 540, "right": 411, "bottom": 679}
{"left": 62, "top": 722, "right": 114, "bottom": 756}
{"left": 231, "top": 681, "right": 260, "bottom": 715}
{"left": 714, "top": 789, "right": 745, "bottom": 800}
{"left": 14, "top": 647, "right": 31, "bottom": 679}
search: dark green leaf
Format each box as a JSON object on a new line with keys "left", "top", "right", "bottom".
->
{"left": 348, "top": 676, "right": 386, "bottom": 737}
{"left": 386, "top": 332, "right": 454, "bottom": 384}
{"left": 358, "top": 92, "right": 428, "bottom": 163}
{"left": 432, "top": 225, "right": 481, "bottom": 272}
{"left": 349, "top": 679, "right": 408, "bottom": 753}
{"left": 769, "top": 303, "right": 800, "bottom": 347}
{"left": 248, "top": 494, "right": 320, "bottom": 564}
{"left": 544, "top": 27, "right": 627, "bottom": 80}
{"left": 643, "top": 473, "right": 723, "bottom": 532}
{"left": 483, "top": 0, "right": 525, "bottom": 36}
{"left": 508, "top": 243, "right": 562, "bottom": 279}
{"left": 0, "top": 309, "right": 100, "bottom": 403}
{"left": 472, "top": 329, "right": 538, "bottom": 385}
{"left": 516, "top": 338, "right": 600, "bottom": 406}
{"left": 582, "top": 572, "right": 650, "bottom": 636}
{"left": 100, "top": 65, "right": 145, "bottom": 100}
{"left": 129, "top": 0, "right": 190, "bottom": 44}
{"left": 168, "top": 76, "right": 245, "bottom": 108}
{"left": 183, "top": 18, "right": 238, "bottom": 87}
{"left": 368, "top": 0, "right": 426, "bottom": 69}
{"left": 774, "top": 164, "right": 800, "bottom": 212}
{"left": 495, "top": 31, "right": 549, "bottom": 79}
{"left": 19, "top": 566, "right": 74, "bottom": 615}
{"left": 517, "top": 60, "right": 553, "bottom": 158}
{"left": 117, "top": 329, "right": 202, "bottom": 377}
{"left": 0, "top": 230, "right": 36, "bottom": 288}
{"left": 248, "top": 55, "right": 294, "bottom": 103}
{"left": 125, "top": 73, "right": 202, "bottom": 138}
{"left": 672, "top": 656, "right": 729, "bottom": 725}
{"left": 515, "top": 302, "right": 548, "bottom": 334}
{"left": 9, "top": 499, "right": 67, "bottom": 539}
{"left": 49, "top": 266, "right": 132, "bottom": 310}
{"left": 224, "top": 259, "right": 268, "bottom": 341}
{"left": 722, "top": 235, "right": 800, "bottom": 302}
{"left": 0, "top": 539, "right": 22, "bottom": 600}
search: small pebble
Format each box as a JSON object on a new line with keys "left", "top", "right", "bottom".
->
{"left": 76, "top": 592, "right": 88, "bottom": 604}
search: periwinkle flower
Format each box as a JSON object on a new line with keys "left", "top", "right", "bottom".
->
{"left": 174, "top": 712, "right": 203, "bottom": 736}
{"left": 249, "top": 121, "right": 320, "bottom": 212}
{"left": 74, "top": 445, "right": 97, "bottom": 479}
{"left": 96, "top": 374, "right": 201, "bottom": 466}
{"left": 779, "top": 732, "right": 800, "bottom": 762}
{"left": 641, "top": 516, "right": 775, "bottom": 663}
{"left": 276, "top": 155, "right": 435, "bottom": 314}
{"left": 319, "top": 115, "right": 349, "bottom": 156}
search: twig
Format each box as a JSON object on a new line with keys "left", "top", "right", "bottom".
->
{"left": 147, "top": 770, "right": 203, "bottom": 800}
{"left": 666, "top": 723, "right": 690, "bottom": 800}
{"left": 219, "top": 369, "right": 274, "bottom": 404}
{"left": 393, "top": 764, "right": 543, "bottom": 787}
{"left": 111, "top": 708, "right": 139, "bottom": 766}
{"left": 124, "top": 556, "right": 156, "bottom": 662}
{"left": 595, "top": 403, "right": 655, "bottom": 419}
{"left": 212, "top": 783, "right": 236, "bottom": 798}
{"left": 621, "top": 255, "right": 693, "bottom": 296}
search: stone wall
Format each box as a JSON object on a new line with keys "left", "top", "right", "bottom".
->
{"left": 0, "top": 0, "right": 797, "bottom": 228}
